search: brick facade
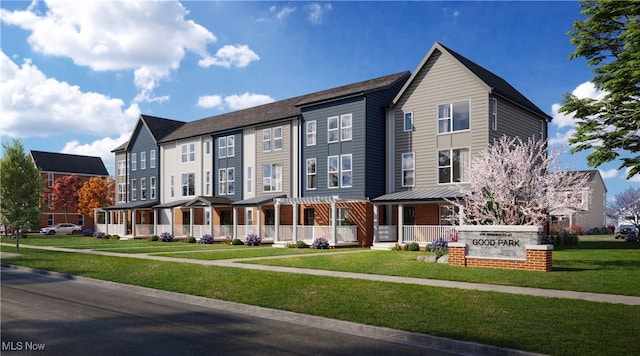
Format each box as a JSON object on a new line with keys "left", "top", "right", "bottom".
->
{"left": 449, "top": 243, "right": 553, "bottom": 272}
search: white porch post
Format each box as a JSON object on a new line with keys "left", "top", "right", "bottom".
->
{"left": 169, "top": 208, "right": 175, "bottom": 235}
{"left": 209, "top": 206, "right": 214, "bottom": 235}
{"left": 233, "top": 206, "right": 238, "bottom": 239}
{"left": 292, "top": 202, "right": 298, "bottom": 242}
{"left": 331, "top": 201, "right": 337, "bottom": 245}
{"left": 373, "top": 204, "right": 379, "bottom": 243}
{"left": 398, "top": 204, "right": 404, "bottom": 245}
{"left": 189, "top": 207, "right": 194, "bottom": 237}
{"left": 132, "top": 209, "right": 137, "bottom": 238}
{"left": 274, "top": 201, "right": 280, "bottom": 242}
{"left": 257, "top": 205, "right": 263, "bottom": 238}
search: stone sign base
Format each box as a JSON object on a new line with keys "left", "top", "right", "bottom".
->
{"left": 449, "top": 243, "right": 552, "bottom": 271}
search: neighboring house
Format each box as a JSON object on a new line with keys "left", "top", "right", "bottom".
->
{"left": 30, "top": 150, "right": 109, "bottom": 231}
{"left": 99, "top": 42, "right": 551, "bottom": 247}
{"left": 371, "top": 42, "right": 551, "bottom": 247}
{"left": 549, "top": 170, "right": 607, "bottom": 232}
{"left": 100, "top": 115, "right": 185, "bottom": 237}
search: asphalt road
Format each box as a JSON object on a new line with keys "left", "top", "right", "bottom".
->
{"left": 1, "top": 267, "right": 457, "bottom": 356}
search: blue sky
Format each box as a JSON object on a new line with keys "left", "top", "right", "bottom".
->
{"left": 1, "top": 0, "right": 638, "bottom": 199}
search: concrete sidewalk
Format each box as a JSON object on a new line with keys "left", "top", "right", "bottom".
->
{"left": 2, "top": 243, "right": 639, "bottom": 305}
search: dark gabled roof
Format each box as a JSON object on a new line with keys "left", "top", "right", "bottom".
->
{"left": 140, "top": 114, "right": 186, "bottom": 141}
{"left": 372, "top": 187, "right": 463, "bottom": 203}
{"left": 159, "top": 71, "right": 410, "bottom": 143}
{"left": 438, "top": 43, "right": 551, "bottom": 121}
{"left": 111, "top": 141, "right": 127, "bottom": 153}
{"left": 30, "top": 150, "right": 109, "bottom": 176}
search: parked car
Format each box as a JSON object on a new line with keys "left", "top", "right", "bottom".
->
{"left": 40, "top": 223, "right": 82, "bottom": 235}
{"left": 614, "top": 224, "right": 639, "bottom": 240}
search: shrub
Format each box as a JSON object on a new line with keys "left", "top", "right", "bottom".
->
{"left": 82, "top": 229, "right": 94, "bottom": 237}
{"left": 200, "top": 234, "right": 214, "bottom": 244}
{"left": 150, "top": 235, "right": 159, "bottom": 241}
{"left": 95, "top": 232, "right": 105, "bottom": 239}
{"left": 103, "top": 234, "right": 112, "bottom": 240}
{"left": 187, "top": 236, "right": 196, "bottom": 243}
{"left": 159, "top": 232, "right": 174, "bottom": 242}
{"left": 428, "top": 237, "right": 449, "bottom": 256}
{"left": 110, "top": 234, "right": 120, "bottom": 240}
{"left": 403, "top": 242, "right": 420, "bottom": 251}
{"left": 312, "top": 237, "right": 330, "bottom": 249}
{"left": 390, "top": 244, "right": 403, "bottom": 251}
{"left": 295, "top": 240, "right": 308, "bottom": 248}
{"left": 244, "top": 233, "right": 262, "bottom": 246}
{"left": 231, "top": 238, "right": 244, "bottom": 245}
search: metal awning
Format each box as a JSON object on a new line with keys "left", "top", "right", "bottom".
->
{"left": 231, "top": 194, "right": 286, "bottom": 207}
{"left": 185, "top": 196, "right": 234, "bottom": 207}
{"left": 102, "top": 201, "right": 158, "bottom": 210}
{"left": 372, "top": 188, "right": 463, "bottom": 204}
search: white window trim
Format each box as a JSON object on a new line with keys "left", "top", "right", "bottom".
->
{"left": 141, "top": 178, "right": 147, "bottom": 200}
{"left": 132, "top": 179, "right": 137, "bottom": 201}
{"left": 340, "top": 154, "right": 352, "bottom": 188}
{"left": 437, "top": 147, "right": 470, "bottom": 184}
{"left": 181, "top": 144, "right": 188, "bottom": 163}
{"left": 491, "top": 98, "right": 498, "bottom": 131}
{"left": 402, "top": 152, "right": 415, "bottom": 187}
{"left": 227, "top": 167, "right": 235, "bottom": 195}
{"left": 340, "top": 114, "right": 352, "bottom": 141}
{"left": 218, "top": 168, "right": 227, "bottom": 195}
{"left": 306, "top": 158, "right": 317, "bottom": 190}
{"left": 306, "top": 121, "right": 317, "bottom": 146}
{"left": 273, "top": 127, "right": 283, "bottom": 151}
{"left": 150, "top": 150, "right": 156, "bottom": 169}
{"left": 262, "top": 129, "right": 271, "bottom": 152}
{"left": 189, "top": 143, "right": 196, "bottom": 162}
{"left": 437, "top": 100, "right": 470, "bottom": 134}
{"left": 263, "top": 163, "right": 282, "bottom": 192}
{"left": 247, "top": 166, "right": 253, "bottom": 194}
{"left": 150, "top": 176, "right": 156, "bottom": 200}
{"left": 227, "top": 135, "right": 235, "bottom": 157}
{"left": 404, "top": 112, "right": 413, "bottom": 132}
{"left": 328, "top": 116, "right": 339, "bottom": 143}
{"left": 182, "top": 173, "right": 195, "bottom": 196}
{"left": 131, "top": 153, "right": 137, "bottom": 171}
{"left": 219, "top": 137, "right": 227, "bottom": 158}
{"left": 328, "top": 155, "right": 339, "bottom": 188}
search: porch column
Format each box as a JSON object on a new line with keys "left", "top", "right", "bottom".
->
{"left": 257, "top": 205, "right": 263, "bottom": 239}
{"left": 233, "top": 206, "right": 238, "bottom": 238}
{"left": 292, "top": 202, "right": 298, "bottom": 242}
{"left": 209, "top": 206, "right": 214, "bottom": 236}
{"left": 190, "top": 207, "right": 195, "bottom": 237}
{"left": 169, "top": 208, "right": 175, "bottom": 235}
{"left": 132, "top": 209, "right": 137, "bottom": 238}
{"left": 398, "top": 204, "right": 404, "bottom": 245}
{"left": 373, "top": 204, "right": 379, "bottom": 243}
{"left": 331, "top": 201, "right": 337, "bottom": 245}
{"left": 274, "top": 200, "right": 281, "bottom": 242}
{"left": 153, "top": 209, "right": 158, "bottom": 236}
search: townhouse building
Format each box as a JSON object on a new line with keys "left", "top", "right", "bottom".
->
{"left": 99, "top": 42, "right": 552, "bottom": 247}
{"left": 30, "top": 150, "right": 109, "bottom": 230}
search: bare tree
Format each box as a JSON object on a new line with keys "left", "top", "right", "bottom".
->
{"left": 608, "top": 186, "right": 640, "bottom": 229}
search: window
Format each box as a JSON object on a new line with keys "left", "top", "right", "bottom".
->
{"left": 132, "top": 179, "right": 137, "bottom": 200}
{"left": 438, "top": 101, "right": 469, "bottom": 133}
{"left": 328, "top": 116, "right": 339, "bottom": 143}
{"left": 439, "top": 205, "right": 460, "bottom": 225}
{"left": 48, "top": 193, "right": 53, "bottom": 207}
{"left": 181, "top": 173, "right": 195, "bottom": 196}
{"left": 539, "top": 120, "right": 544, "bottom": 139}
{"left": 189, "top": 143, "right": 195, "bottom": 161}
{"left": 150, "top": 177, "right": 156, "bottom": 200}
{"left": 263, "top": 164, "right": 282, "bottom": 192}
{"left": 340, "top": 114, "right": 352, "bottom": 141}
{"left": 181, "top": 144, "right": 188, "bottom": 162}
{"left": 491, "top": 98, "right": 498, "bottom": 130}
{"left": 140, "top": 151, "right": 146, "bottom": 170}
{"left": 47, "top": 214, "right": 53, "bottom": 226}
{"left": 246, "top": 209, "right": 253, "bottom": 226}
{"left": 78, "top": 215, "right": 84, "bottom": 226}
{"left": 247, "top": 167, "right": 253, "bottom": 194}
{"left": 219, "top": 137, "right": 226, "bottom": 158}
{"left": 329, "top": 207, "right": 350, "bottom": 226}
{"left": 131, "top": 153, "right": 137, "bottom": 171}
{"left": 218, "top": 169, "right": 227, "bottom": 195}
{"left": 306, "top": 121, "right": 316, "bottom": 146}
{"left": 262, "top": 129, "right": 271, "bottom": 152}
{"left": 150, "top": 150, "right": 156, "bottom": 168}
{"left": 341, "top": 154, "right": 352, "bottom": 187}
{"left": 227, "top": 136, "right": 235, "bottom": 157}
{"left": 404, "top": 112, "right": 413, "bottom": 132}
{"left": 328, "top": 156, "right": 339, "bottom": 188}
{"left": 227, "top": 168, "right": 235, "bottom": 195}
{"left": 306, "top": 158, "right": 317, "bottom": 190}
{"left": 48, "top": 173, "right": 54, "bottom": 187}
{"left": 273, "top": 127, "right": 283, "bottom": 150}
{"left": 141, "top": 178, "right": 147, "bottom": 200}
{"left": 205, "top": 171, "right": 210, "bottom": 195}
{"left": 170, "top": 176, "right": 175, "bottom": 197}
{"left": 118, "top": 183, "right": 126, "bottom": 202}
{"left": 118, "top": 160, "right": 126, "bottom": 176}
{"left": 205, "top": 139, "right": 211, "bottom": 155}
{"left": 402, "top": 153, "right": 415, "bottom": 187}
{"left": 438, "top": 148, "right": 469, "bottom": 184}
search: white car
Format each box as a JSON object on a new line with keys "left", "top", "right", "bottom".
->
{"left": 40, "top": 223, "right": 82, "bottom": 235}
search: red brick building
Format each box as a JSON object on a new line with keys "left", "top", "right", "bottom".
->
{"left": 30, "top": 151, "right": 109, "bottom": 231}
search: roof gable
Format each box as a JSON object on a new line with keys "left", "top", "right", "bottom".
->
{"left": 30, "top": 150, "right": 109, "bottom": 176}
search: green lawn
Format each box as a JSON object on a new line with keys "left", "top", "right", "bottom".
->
{"left": 2, "top": 235, "right": 639, "bottom": 355}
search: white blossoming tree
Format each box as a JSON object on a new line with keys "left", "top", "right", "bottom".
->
{"left": 453, "top": 135, "right": 591, "bottom": 226}
{"left": 607, "top": 187, "right": 640, "bottom": 229}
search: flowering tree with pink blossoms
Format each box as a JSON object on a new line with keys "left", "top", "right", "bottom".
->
{"left": 452, "top": 135, "right": 591, "bottom": 226}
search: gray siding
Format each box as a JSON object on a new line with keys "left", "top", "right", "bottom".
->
{"left": 128, "top": 123, "right": 159, "bottom": 202}
{"left": 490, "top": 96, "right": 546, "bottom": 142}
{"left": 214, "top": 131, "right": 243, "bottom": 201}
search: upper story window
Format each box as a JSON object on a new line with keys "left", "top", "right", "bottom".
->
{"left": 539, "top": 120, "right": 545, "bottom": 139}
{"left": 131, "top": 179, "right": 137, "bottom": 200}
{"left": 262, "top": 129, "right": 271, "bottom": 152}
{"left": 340, "top": 114, "right": 352, "bottom": 141}
{"left": 490, "top": 98, "right": 498, "bottom": 131}
{"left": 189, "top": 143, "right": 195, "bottom": 161}
{"left": 341, "top": 154, "right": 352, "bottom": 187}
{"left": 181, "top": 144, "right": 196, "bottom": 162}
{"left": 247, "top": 166, "right": 253, "bottom": 194}
{"left": 131, "top": 153, "right": 137, "bottom": 171}
{"left": 328, "top": 114, "right": 353, "bottom": 143}
{"left": 118, "top": 160, "right": 125, "bottom": 176}
{"left": 438, "top": 148, "right": 469, "bottom": 184}
{"left": 205, "top": 139, "right": 211, "bottom": 155}
{"left": 273, "top": 127, "right": 283, "bottom": 150}
{"left": 219, "top": 137, "right": 227, "bottom": 158}
{"left": 48, "top": 173, "right": 54, "bottom": 187}
{"left": 402, "top": 152, "right": 415, "bottom": 187}
{"left": 140, "top": 151, "right": 146, "bottom": 170}
{"left": 306, "top": 158, "right": 317, "bottom": 190}
{"left": 404, "top": 112, "right": 413, "bottom": 132}
{"left": 205, "top": 171, "right": 210, "bottom": 196}
{"left": 218, "top": 168, "right": 235, "bottom": 195}
{"left": 181, "top": 145, "right": 187, "bottom": 162}
{"left": 150, "top": 150, "right": 156, "bottom": 168}
{"left": 328, "top": 154, "right": 352, "bottom": 188}
{"left": 170, "top": 175, "right": 175, "bottom": 197}
{"left": 227, "top": 136, "right": 235, "bottom": 157}
{"left": 140, "top": 178, "right": 147, "bottom": 200}
{"left": 263, "top": 163, "right": 282, "bottom": 192}
{"left": 150, "top": 177, "right": 156, "bottom": 200}
{"left": 438, "top": 101, "right": 469, "bottom": 133}
{"left": 117, "top": 183, "right": 126, "bottom": 203}
{"left": 306, "top": 121, "right": 316, "bottom": 146}
{"left": 328, "top": 116, "right": 339, "bottom": 143}
{"left": 181, "top": 173, "right": 195, "bottom": 196}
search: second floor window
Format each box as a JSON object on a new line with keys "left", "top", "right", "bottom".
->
{"left": 306, "top": 158, "right": 317, "bottom": 190}
{"left": 491, "top": 98, "right": 498, "bottom": 130}
{"left": 170, "top": 175, "right": 175, "bottom": 197}
{"left": 328, "top": 154, "right": 352, "bottom": 188}
{"left": 306, "top": 121, "right": 316, "bottom": 146}
{"left": 150, "top": 150, "right": 156, "bottom": 168}
{"left": 404, "top": 112, "right": 413, "bottom": 132}
{"left": 141, "top": 178, "right": 147, "bottom": 200}
{"left": 402, "top": 152, "right": 415, "bottom": 187}
{"left": 219, "top": 136, "right": 234, "bottom": 158}
{"left": 263, "top": 163, "right": 282, "bottom": 192}
{"left": 150, "top": 177, "right": 156, "bottom": 200}
{"left": 132, "top": 153, "right": 137, "bottom": 171}
{"left": 48, "top": 173, "right": 54, "bottom": 187}
{"left": 118, "top": 183, "right": 126, "bottom": 203}
{"left": 328, "top": 114, "right": 352, "bottom": 143}
{"left": 181, "top": 144, "right": 195, "bottom": 162}
{"left": 218, "top": 168, "right": 235, "bottom": 195}
{"left": 205, "top": 139, "right": 211, "bottom": 155}
{"left": 219, "top": 137, "right": 227, "bottom": 158}
{"left": 140, "top": 151, "right": 146, "bottom": 170}
{"left": 438, "top": 101, "right": 469, "bottom": 133}
{"left": 182, "top": 173, "right": 195, "bottom": 196}
{"left": 118, "top": 160, "right": 126, "bottom": 176}
{"left": 438, "top": 148, "right": 469, "bottom": 184}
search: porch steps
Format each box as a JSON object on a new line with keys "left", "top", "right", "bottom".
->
{"left": 370, "top": 242, "right": 398, "bottom": 251}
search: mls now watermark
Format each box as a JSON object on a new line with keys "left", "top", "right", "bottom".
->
{"left": 2, "top": 341, "right": 46, "bottom": 352}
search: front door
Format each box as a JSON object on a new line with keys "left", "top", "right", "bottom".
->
{"left": 182, "top": 211, "right": 190, "bottom": 236}
{"left": 303, "top": 208, "right": 315, "bottom": 241}
{"left": 403, "top": 207, "right": 415, "bottom": 242}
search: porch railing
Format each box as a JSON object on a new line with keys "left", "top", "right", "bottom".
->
{"left": 402, "top": 225, "right": 457, "bottom": 243}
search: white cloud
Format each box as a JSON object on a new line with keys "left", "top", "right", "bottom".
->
{"left": 548, "top": 128, "right": 576, "bottom": 147}
{"left": 307, "top": 3, "right": 332, "bottom": 25}
{"left": 0, "top": 0, "right": 236, "bottom": 101}
{"left": 599, "top": 168, "right": 618, "bottom": 179}
{"left": 224, "top": 92, "right": 275, "bottom": 110}
{"left": 61, "top": 133, "right": 130, "bottom": 176}
{"left": 197, "top": 95, "right": 223, "bottom": 109}
{"left": 625, "top": 167, "right": 640, "bottom": 183}
{"left": 0, "top": 51, "right": 140, "bottom": 138}
{"left": 199, "top": 44, "right": 260, "bottom": 69}
{"left": 276, "top": 7, "right": 296, "bottom": 21}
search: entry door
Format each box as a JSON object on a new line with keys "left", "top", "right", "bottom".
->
{"left": 403, "top": 207, "right": 415, "bottom": 242}
{"left": 182, "top": 211, "right": 190, "bottom": 236}
{"left": 264, "top": 209, "right": 275, "bottom": 238}
{"left": 303, "top": 208, "right": 315, "bottom": 240}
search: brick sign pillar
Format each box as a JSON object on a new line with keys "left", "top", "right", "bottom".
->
{"left": 449, "top": 225, "right": 553, "bottom": 272}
